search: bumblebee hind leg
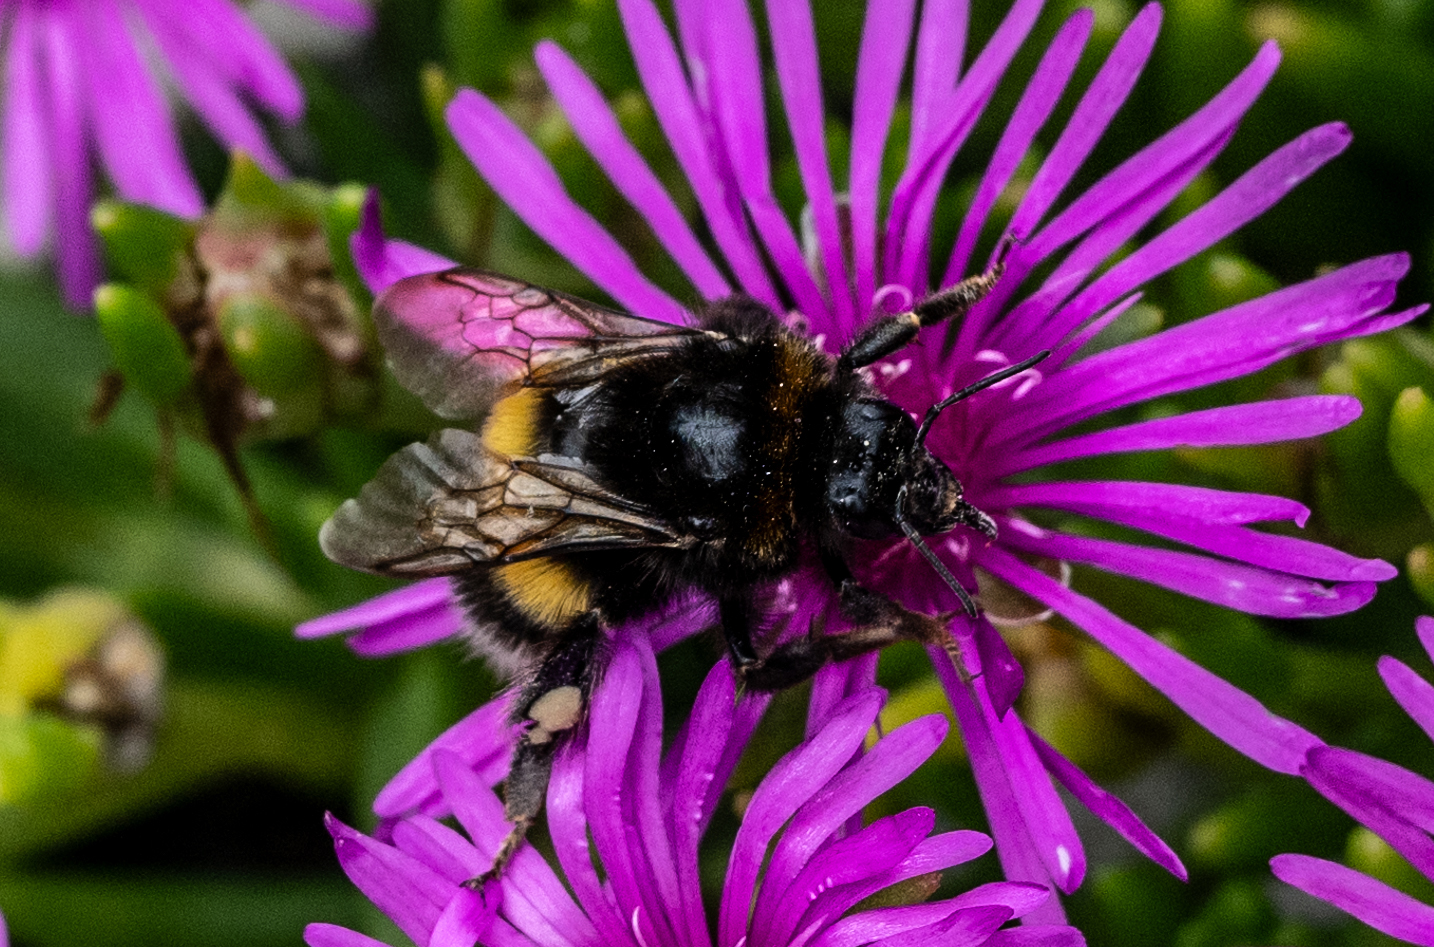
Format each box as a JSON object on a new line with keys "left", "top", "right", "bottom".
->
{"left": 467, "top": 621, "right": 600, "bottom": 887}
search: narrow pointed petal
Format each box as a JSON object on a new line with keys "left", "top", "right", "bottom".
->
{"left": 767, "top": 0, "right": 852, "bottom": 324}
{"left": 909, "top": 0, "right": 967, "bottom": 153}
{"left": 979, "top": 544, "right": 1323, "bottom": 772}
{"left": 546, "top": 742, "right": 630, "bottom": 946}
{"left": 936, "top": 651, "right": 1068, "bottom": 924}
{"left": 1379, "top": 653, "right": 1434, "bottom": 768}
{"left": 41, "top": 7, "right": 101, "bottom": 305}
{"left": 989, "top": 481, "right": 1310, "bottom": 527}
{"left": 1003, "top": 254, "right": 1418, "bottom": 446}
{"left": 1271, "top": 854, "right": 1434, "bottom": 946}
{"left": 535, "top": 42, "right": 729, "bottom": 300}
{"left": 141, "top": 0, "right": 305, "bottom": 120}
{"left": 429, "top": 753, "right": 592, "bottom": 946}
{"left": 957, "top": 3, "right": 1161, "bottom": 352}
{"left": 848, "top": 0, "right": 915, "bottom": 312}
{"left": 446, "top": 90, "right": 688, "bottom": 324}
{"left": 1029, "top": 730, "right": 1186, "bottom": 879}
{"left": 295, "top": 577, "right": 463, "bottom": 655}
{"left": 888, "top": 0, "right": 1045, "bottom": 290}
{"left": 327, "top": 814, "right": 448, "bottom": 944}
{"left": 1305, "top": 746, "right": 1434, "bottom": 877}
{"left": 78, "top": 0, "right": 202, "bottom": 216}
{"left": 615, "top": 0, "right": 780, "bottom": 306}
{"left": 349, "top": 193, "right": 455, "bottom": 295}
{"left": 3, "top": 3, "right": 52, "bottom": 255}
{"left": 430, "top": 887, "right": 498, "bottom": 947}
{"left": 1000, "top": 522, "right": 1375, "bottom": 618}
{"left": 943, "top": 10, "right": 1091, "bottom": 285}
{"left": 304, "top": 924, "right": 393, "bottom": 947}
{"left": 759, "top": 715, "right": 950, "bottom": 914}
{"left": 718, "top": 689, "right": 885, "bottom": 947}
{"left": 1045, "top": 124, "right": 1352, "bottom": 347}
{"left": 697, "top": 0, "right": 827, "bottom": 319}
{"left": 1001, "top": 396, "right": 1363, "bottom": 474}
{"left": 374, "top": 696, "right": 518, "bottom": 819}
{"left": 814, "top": 904, "right": 1014, "bottom": 947}
{"left": 142, "top": 13, "right": 287, "bottom": 174}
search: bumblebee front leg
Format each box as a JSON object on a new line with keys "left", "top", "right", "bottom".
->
{"left": 467, "top": 624, "right": 599, "bottom": 887}
{"left": 837, "top": 235, "right": 1014, "bottom": 371}
{"left": 739, "top": 552, "right": 953, "bottom": 692}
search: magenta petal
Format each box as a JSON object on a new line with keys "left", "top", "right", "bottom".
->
{"left": 814, "top": 901, "right": 1015, "bottom": 946}
{"left": 975, "top": 617, "right": 1026, "bottom": 716}
{"left": 1005, "top": 254, "right": 1414, "bottom": 445}
{"left": 296, "top": 577, "right": 457, "bottom": 638}
{"left": 445, "top": 89, "right": 688, "bottom": 325}
{"left": 1045, "top": 123, "right": 1351, "bottom": 348}
{"left": 326, "top": 814, "right": 448, "bottom": 944}
{"left": 1271, "top": 854, "right": 1434, "bottom": 947}
{"left": 759, "top": 714, "right": 950, "bottom": 916}
{"left": 614, "top": 0, "right": 779, "bottom": 307}
{"left": 374, "top": 696, "right": 518, "bottom": 819}
{"left": 140, "top": 6, "right": 286, "bottom": 174}
{"left": 534, "top": 42, "right": 729, "bottom": 301}
{"left": 1029, "top": 730, "right": 1186, "bottom": 879}
{"left": 909, "top": 0, "right": 967, "bottom": 154}
{"left": 349, "top": 192, "right": 456, "bottom": 295}
{"left": 848, "top": 0, "right": 915, "bottom": 313}
{"left": 717, "top": 688, "right": 885, "bottom": 947}
{"left": 668, "top": 661, "right": 738, "bottom": 946}
{"left": 763, "top": 808, "right": 934, "bottom": 947}
{"left": 1419, "top": 616, "right": 1434, "bottom": 665}
{"left": 990, "top": 480, "right": 1310, "bottom": 528}
{"left": 1002, "top": 395, "right": 1363, "bottom": 474}
{"left": 979, "top": 544, "right": 1323, "bottom": 773}
{"left": 1378, "top": 656, "right": 1434, "bottom": 744}
{"left": 696, "top": 0, "right": 827, "bottom": 321}
{"left": 887, "top": 0, "right": 1044, "bottom": 291}
{"left": 2, "top": 3, "right": 51, "bottom": 255}
{"left": 39, "top": 6, "right": 100, "bottom": 306}
{"left": 141, "top": 0, "right": 305, "bottom": 120}
{"left": 429, "top": 753, "right": 592, "bottom": 946}
{"left": 984, "top": 927, "right": 1089, "bottom": 947}
{"left": 1305, "top": 746, "right": 1434, "bottom": 877}
{"left": 766, "top": 0, "right": 851, "bottom": 324}
{"left": 304, "top": 924, "right": 393, "bottom": 947}
{"left": 429, "top": 887, "right": 497, "bottom": 947}
{"left": 942, "top": 10, "right": 1091, "bottom": 286}
{"left": 999, "top": 523, "right": 1376, "bottom": 618}
{"left": 79, "top": 0, "right": 201, "bottom": 216}
{"left": 1030, "top": 42, "right": 1277, "bottom": 268}
{"left": 546, "top": 741, "right": 628, "bottom": 945}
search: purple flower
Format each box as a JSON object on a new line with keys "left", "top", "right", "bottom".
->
{"left": 305, "top": 0, "right": 1422, "bottom": 920}
{"left": 0, "top": 0, "right": 371, "bottom": 305}
{"left": 306, "top": 627, "right": 1085, "bottom": 947}
{"left": 1271, "top": 617, "right": 1434, "bottom": 945}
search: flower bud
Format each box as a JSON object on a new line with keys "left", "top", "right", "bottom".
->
{"left": 1389, "top": 385, "right": 1434, "bottom": 512}
{"left": 92, "top": 283, "right": 193, "bottom": 405}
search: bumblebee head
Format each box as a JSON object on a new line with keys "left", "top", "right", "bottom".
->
{"left": 825, "top": 398, "right": 995, "bottom": 542}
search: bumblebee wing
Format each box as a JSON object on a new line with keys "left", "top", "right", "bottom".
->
{"left": 375, "top": 268, "right": 701, "bottom": 419}
{"left": 319, "top": 428, "right": 690, "bottom": 577}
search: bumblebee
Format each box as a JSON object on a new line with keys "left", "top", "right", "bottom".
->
{"left": 320, "top": 251, "right": 1046, "bottom": 878}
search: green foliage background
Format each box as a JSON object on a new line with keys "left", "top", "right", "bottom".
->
{"left": 2, "top": 0, "right": 1434, "bottom": 945}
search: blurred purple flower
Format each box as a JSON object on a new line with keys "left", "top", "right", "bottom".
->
{"left": 306, "top": 627, "right": 1086, "bottom": 947}
{"left": 0, "top": 0, "right": 371, "bottom": 305}
{"left": 305, "top": 0, "right": 1422, "bottom": 920}
{"left": 1271, "top": 617, "right": 1434, "bottom": 945}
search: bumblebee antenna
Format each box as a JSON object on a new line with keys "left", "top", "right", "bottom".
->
{"left": 895, "top": 485, "right": 979, "bottom": 618}
{"left": 916, "top": 350, "right": 1052, "bottom": 445}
